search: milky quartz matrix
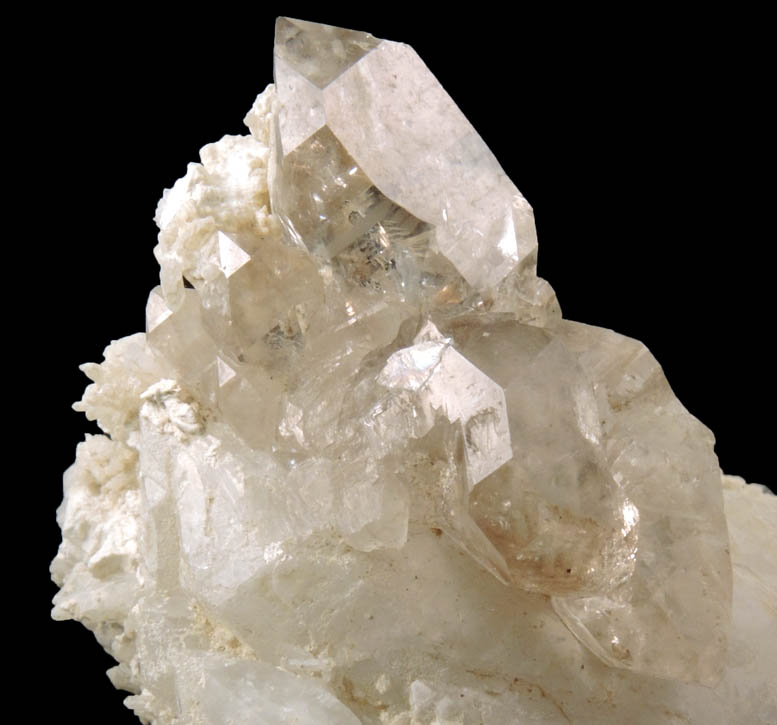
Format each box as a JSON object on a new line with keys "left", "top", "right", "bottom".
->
{"left": 51, "top": 18, "right": 777, "bottom": 724}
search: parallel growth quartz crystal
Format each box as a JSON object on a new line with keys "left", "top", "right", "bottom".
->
{"left": 52, "top": 18, "right": 776, "bottom": 724}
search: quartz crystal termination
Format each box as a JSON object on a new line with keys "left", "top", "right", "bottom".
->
{"left": 271, "top": 17, "right": 538, "bottom": 294}
{"left": 51, "top": 17, "right": 776, "bottom": 725}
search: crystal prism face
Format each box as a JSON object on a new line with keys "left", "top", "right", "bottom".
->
{"left": 51, "top": 18, "right": 774, "bottom": 725}
{"left": 437, "top": 317, "right": 640, "bottom": 597}
{"left": 548, "top": 322, "right": 733, "bottom": 683}
{"left": 269, "top": 124, "right": 462, "bottom": 308}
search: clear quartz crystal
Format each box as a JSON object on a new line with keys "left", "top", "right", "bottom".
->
{"left": 51, "top": 17, "right": 776, "bottom": 725}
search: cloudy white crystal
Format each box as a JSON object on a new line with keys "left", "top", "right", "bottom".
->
{"left": 52, "top": 17, "right": 776, "bottom": 725}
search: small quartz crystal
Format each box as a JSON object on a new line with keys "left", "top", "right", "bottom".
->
{"left": 52, "top": 18, "right": 776, "bottom": 724}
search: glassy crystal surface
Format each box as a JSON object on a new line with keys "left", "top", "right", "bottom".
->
{"left": 271, "top": 17, "right": 539, "bottom": 296}
{"left": 51, "top": 17, "right": 776, "bottom": 725}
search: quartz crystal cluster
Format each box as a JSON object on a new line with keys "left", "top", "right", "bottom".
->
{"left": 52, "top": 18, "right": 776, "bottom": 724}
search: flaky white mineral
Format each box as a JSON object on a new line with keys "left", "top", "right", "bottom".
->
{"left": 52, "top": 17, "right": 776, "bottom": 724}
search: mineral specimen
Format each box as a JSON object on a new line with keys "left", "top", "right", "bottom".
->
{"left": 51, "top": 17, "right": 777, "bottom": 724}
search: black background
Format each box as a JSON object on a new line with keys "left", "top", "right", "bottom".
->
{"left": 33, "top": 7, "right": 770, "bottom": 722}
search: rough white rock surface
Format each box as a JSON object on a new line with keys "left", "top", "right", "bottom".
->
{"left": 52, "top": 18, "right": 776, "bottom": 725}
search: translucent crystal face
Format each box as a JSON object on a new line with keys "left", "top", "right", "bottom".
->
{"left": 269, "top": 124, "right": 460, "bottom": 308}
{"left": 274, "top": 17, "right": 381, "bottom": 90}
{"left": 270, "top": 17, "right": 539, "bottom": 296}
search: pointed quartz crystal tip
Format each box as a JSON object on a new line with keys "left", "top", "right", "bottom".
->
{"left": 274, "top": 17, "right": 380, "bottom": 89}
{"left": 270, "top": 17, "right": 538, "bottom": 293}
